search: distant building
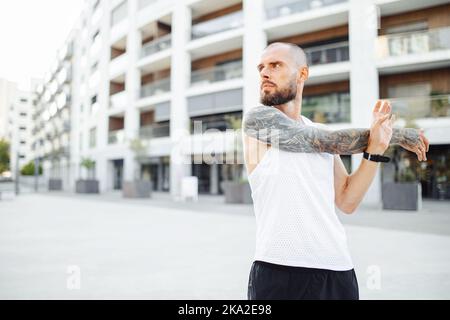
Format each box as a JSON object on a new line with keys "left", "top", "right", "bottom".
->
{"left": 32, "top": 0, "right": 450, "bottom": 201}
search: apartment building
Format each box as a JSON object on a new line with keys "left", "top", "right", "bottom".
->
{"left": 35, "top": 0, "right": 450, "bottom": 203}
{"left": 0, "top": 78, "right": 18, "bottom": 141}
{"left": 31, "top": 35, "right": 75, "bottom": 189}
{"left": 8, "top": 90, "right": 34, "bottom": 178}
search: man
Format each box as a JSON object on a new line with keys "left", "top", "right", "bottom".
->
{"left": 242, "top": 42, "right": 429, "bottom": 300}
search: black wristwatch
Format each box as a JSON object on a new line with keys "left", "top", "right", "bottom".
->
{"left": 363, "top": 151, "right": 390, "bottom": 163}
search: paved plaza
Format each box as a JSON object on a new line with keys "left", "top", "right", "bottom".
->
{"left": 0, "top": 192, "right": 449, "bottom": 299}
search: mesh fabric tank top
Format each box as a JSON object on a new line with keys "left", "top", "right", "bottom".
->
{"left": 247, "top": 115, "right": 354, "bottom": 271}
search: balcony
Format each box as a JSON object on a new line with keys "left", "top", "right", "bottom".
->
{"left": 110, "top": 53, "right": 128, "bottom": 79}
{"left": 377, "top": 26, "right": 450, "bottom": 59}
{"left": 265, "top": 0, "right": 347, "bottom": 20}
{"left": 302, "top": 92, "right": 350, "bottom": 124}
{"left": 139, "top": 122, "right": 170, "bottom": 139}
{"left": 141, "top": 34, "right": 171, "bottom": 58}
{"left": 190, "top": 60, "right": 243, "bottom": 87}
{"left": 191, "top": 10, "right": 243, "bottom": 40}
{"left": 110, "top": 91, "right": 127, "bottom": 109}
{"left": 111, "top": 1, "right": 127, "bottom": 26}
{"left": 108, "top": 129, "right": 125, "bottom": 144}
{"left": 140, "top": 77, "right": 171, "bottom": 98}
{"left": 190, "top": 113, "right": 242, "bottom": 134}
{"left": 304, "top": 41, "right": 349, "bottom": 66}
{"left": 390, "top": 95, "right": 450, "bottom": 120}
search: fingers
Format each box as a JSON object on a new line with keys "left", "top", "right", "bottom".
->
{"left": 378, "top": 113, "right": 391, "bottom": 125}
{"left": 373, "top": 100, "right": 382, "bottom": 113}
{"left": 420, "top": 129, "right": 429, "bottom": 152}
{"left": 419, "top": 142, "right": 426, "bottom": 161}
{"left": 380, "top": 100, "right": 391, "bottom": 114}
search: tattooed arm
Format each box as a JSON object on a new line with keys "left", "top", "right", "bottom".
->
{"left": 242, "top": 105, "right": 425, "bottom": 155}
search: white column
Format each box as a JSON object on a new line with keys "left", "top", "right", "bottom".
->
{"left": 170, "top": 2, "right": 192, "bottom": 201}
{"left": 242, "top": 0, "right": 267, "bottom": 180}
{"left": 243, "top": 0, "right": 267, "bottom": 116}
{"left": 95, "top": 1, "right": 112, "bottom": 193}
{"left": 124, "top": 0, "right": 141, "bottom": 182}
{"left": 349, "top": 0, "right": 381, "bottom": 206}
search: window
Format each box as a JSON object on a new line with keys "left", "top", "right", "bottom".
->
{"left": 303, "top": 92, "right": 351, "bottom": 124}
{"left": 89, "top": 127, "right": 97, "bottom": 148}
{"left": 385, "top": 21, "right": 428, "bottom": 35}
{"left": 20, "top": 98, "right": 28, "bottom": 103}
{"left": 20, "top": 112, "right": 27, "bottom": 117}
{"left": 19, "top": 126, "right": 26, "bottom": 131}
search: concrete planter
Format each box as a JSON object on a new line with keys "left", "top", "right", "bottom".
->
{"left": 48, "top": 178, "right": 63, "bottom": 191}
{"left": 382, "top": 182, "right": 422, "bottom": 211}
{"left": 222, "top": 181, "right": 253, "bottom": 204}
{"left": 122, "top": 180, "right": 152, "bottom": 198}
{"left": 76, "top": 179, "right": 100, "bottom": 194}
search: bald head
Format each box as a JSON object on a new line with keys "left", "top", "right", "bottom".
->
{"left": 264, "top": 42, "right": 308, "bottom": 68}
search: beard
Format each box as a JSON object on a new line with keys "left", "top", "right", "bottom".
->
{"left": 260, "top": 81, "right": 297, "bottom": 106}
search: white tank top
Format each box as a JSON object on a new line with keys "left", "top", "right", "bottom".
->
{"left": 247, "top": 115, "right": 354, "bottom": 271}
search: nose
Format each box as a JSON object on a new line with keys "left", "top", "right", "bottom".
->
{"left": 259, "top": 66, "right": 270, "bottom": 80}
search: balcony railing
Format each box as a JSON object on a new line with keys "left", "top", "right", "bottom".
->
{"left": 111, "top": 2, "right": 127, "bottom": 26}
{"left": 190, "top": 60, "right": 243, "bottom": 86}
{"left": 304, "top": 41, "right": 349, "bottom": 66}
{"left": 141, "top": 33, "right": 172, "bottom": 58}
{"left": 139, "top": 123, "right": 170, "bottom": 139}
{"left": 302, "top": 93, "right": 351, "bottom": 123}
{"left": 110, "top": 90, "right": 127, "bottom": 109}
{"left": 108, "top": 129, "right": 125, "bottom": 144}
{"left": 377, "top": 26, "right": 450, "bottom": 59}
{"left": 389, "top": 95, "right": 450, "bottom": 119}
{"left": 191, "top": 10, "right": 243, "bottom": 40}
{"left": 140, "top": 77, "right": 171, "bottom": 98}
{"left": 265, "top": 0, "right": 347, "bottom": 20}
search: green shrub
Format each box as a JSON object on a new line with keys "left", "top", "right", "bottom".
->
{"left": 20, "top": 161, "right": 43, "bottom": 176}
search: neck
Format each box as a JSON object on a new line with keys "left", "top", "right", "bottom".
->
{"left": 274, "top": 94, "right": 303, "bottom": 123}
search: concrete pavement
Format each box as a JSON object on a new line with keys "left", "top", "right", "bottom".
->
{"left": 0, "top": 192, "right": 449, "bottom": 299}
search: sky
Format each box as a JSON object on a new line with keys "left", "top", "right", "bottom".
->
{"left": 0, "top": 0, "right": 85, "bottom": 90}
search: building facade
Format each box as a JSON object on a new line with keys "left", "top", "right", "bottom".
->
{"left": 34, "top": 0, "right": 450, "bottom": 202}
{"left": 8, "top": 90, "right": 34, "bottom": 178}
{"left": 31, "top": 36, "right": 75, "bottom": 189}
{"left": 0, "top": 78, "right": 18, "bottom": 141}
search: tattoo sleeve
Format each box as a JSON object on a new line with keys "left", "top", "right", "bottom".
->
{"left": 242, "top": 105, "right": 416, "bottom": 155}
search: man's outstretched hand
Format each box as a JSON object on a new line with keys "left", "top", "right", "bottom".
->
{"left": 371, "top": 99, "right": 430, "bottom": 161}
{"left": 367, "top": 100, "right": 395, "bottom": 155}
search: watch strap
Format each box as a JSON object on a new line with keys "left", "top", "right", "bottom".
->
{"left": 363, "top": 151, "right": 390, "bottom": 163}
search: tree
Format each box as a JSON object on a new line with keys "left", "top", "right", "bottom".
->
{"left": 20, "top": 161, "right": 43, "bottom": 176}
{"left": 129, "top": 137, "right": 149, "bottom": 181}
{"left": 80, "top": 157, "right": 96, "bottom": 179}
{"left": 0, "top": 139, "right": 10, "bottom": 174}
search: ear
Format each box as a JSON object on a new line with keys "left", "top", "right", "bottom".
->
{"left": 298, "top": 66, "right": 309, "bottom": 82}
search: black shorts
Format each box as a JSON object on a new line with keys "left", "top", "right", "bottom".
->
{"left": 247, "top": 260, "right": 359, "bottom": 300}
